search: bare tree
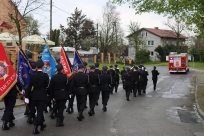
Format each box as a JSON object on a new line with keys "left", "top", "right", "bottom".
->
{"left": 164, "top": 18, "right": 186, "bottom": 50}
{"left": 98, "top": 0, "right": 124, "bottom": 54}
{"left": 0, "top": 0, "right": 47, "bottom": 46}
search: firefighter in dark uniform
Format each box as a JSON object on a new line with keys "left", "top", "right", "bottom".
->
{"left": 94, "top": 62, "right": 101, "bottom": 106}
{"left": 138, "top": 66, "right": 146, "bottom": 95}
{"left": 27, "top": 60, "right": 37, "bottom": 124}
{"left": 108, "top": 65, "right": 115, "bottom": 94}
{"left": 70, "top": 64, "right": 88, "bottom": 121}
{"left": 87, "top": 65, "right": 100, "bottom": 116}
{"left": 1, "top": 62, "right": 22, "bottom": 130}
{"left": 151, "top": 66, "right": 160, "bottom": 91}
{"left": 83, "top": 61, "right": 88, "bottom": 109}
{"left": 49, "top": 64, "right": 69, "bottom": 127}
{"left": 122, "top": 67, "right": 133, "bottom": 101}
{"left": 25, "top": 59, "right": 49, "bottom": 134}
{"left": 143, "top": 67, "right": 149, "bottom": 94}
{"left": 100, "top": 66, "right": 112, "bottom": 112}
{"left": 114, "top": 65, "right": 120, "bottom": 92}
{"left": 121, "top": 67, "right": 127, "bottom": 89}
{"left": 130, "top": 66, "right": 140, "bottom": 97}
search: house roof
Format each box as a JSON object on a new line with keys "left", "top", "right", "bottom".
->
{"left": 127, "top": 27, "right": 186, "bottom": 39}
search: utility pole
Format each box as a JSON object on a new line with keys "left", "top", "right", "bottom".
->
{"left": 50, "top": 0, "right": 52, "bottom": 40}
{"left": 97, "top": 23, "right": 98, "bottom": 54}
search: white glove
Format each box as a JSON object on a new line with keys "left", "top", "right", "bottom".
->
{"left": 25, "top": 98, "right": 29, "bottom": 104}
{"left": 20, "top": 89, "right": 25, "bottom": 95}
{"left": 53, "top": 98, "right": 55, "bottom": 101}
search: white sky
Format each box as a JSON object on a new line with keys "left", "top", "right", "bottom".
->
{"left": 33, "top": 0, "right": 168, "bottom": 38}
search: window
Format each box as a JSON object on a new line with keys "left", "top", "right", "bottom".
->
{"left": 146, "top": 32, "right": 147, "bottom": 37}
{"left": 150, "top": 51, "right": 154, "bottom": 56}
{"left": 147, "top": 40, "right": 154, "bottom": 46}
{"left": 6, "top": 42, "right": 13, "bottom": 47}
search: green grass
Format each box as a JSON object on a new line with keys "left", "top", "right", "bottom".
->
{"left": 88, "top": 62, "right": 168, "bottom": 70}
{"left": 197, "top": 86, "right": 204, "bottom": 115}
{"left": 189, "top": 62, "right": 204, "bottom": 70}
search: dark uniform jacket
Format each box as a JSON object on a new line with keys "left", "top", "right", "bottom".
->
{"left": 87, "top": 72, "right": 100, "bottom": 94}
{"left": 130, "top": 70, "right": 140, "bottom": 84}
{"left": 144, "top": 70, "right": 149, "bottom": 81}
{"left": 94, "top": 69, "right": 102, "bottom": 75}
{"left": 99, "top": 73, "right": 112, "bottom": 92}
{"left": 139, "top": 70, "right": 146, "bottom": 82}
{"left": 121, "top": 69, "right": 127, "bottom": 76}
{"left": 49, "top": 73, "right": 69, "bottom": 100}
{"left": 115, "top": 68, "right": 120, "bottom": 80}
{"left": 108, "top": 69, "right": 115, "bottom": 83}
{"left": 122, "top": 73, "right": 132, "bottom": 86}
{"left": 6, "top": 81, "right": 22, "bottom": 97}
{"left": 152, "top": 70, "right": 159, "bottom": 80}
{"left": 26, "top": 71, "right": 49, "bottom": 100}
{"left": 71, "top": 72, "right": 88, "bottom": 95}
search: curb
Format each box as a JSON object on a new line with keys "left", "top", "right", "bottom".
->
{"left": 0, "top": 101, "right": 25, "bottom": 110}
{"left": 195, "top": 75, "right": 204, "bottom": 119}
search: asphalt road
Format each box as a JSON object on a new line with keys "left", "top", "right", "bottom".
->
{"left": 0, "top": 66, "right": 204, "bottom": 136}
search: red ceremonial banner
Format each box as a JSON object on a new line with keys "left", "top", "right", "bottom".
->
{"left": 0, "top": 42, "right": 17, "bottom": 100}
{"left": 60, "top": 47, "right": 72, "bottom": 75}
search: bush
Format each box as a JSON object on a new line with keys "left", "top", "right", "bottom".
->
{"left": 135, "top": 49, "right": 150, "bottom": 64}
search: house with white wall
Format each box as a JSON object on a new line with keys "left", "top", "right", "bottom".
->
{"left": 126, "top": 27, "right": 186, "bottom": 61}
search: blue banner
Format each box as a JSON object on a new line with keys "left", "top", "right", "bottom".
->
{"left": 17, "top": 49, "right": 33, "bottom": 90}
{"left": 73, "top": 49, "right": 83, "bottom": 71}
{"left": 41, "top": 45, "right": 57, "bottom": 78}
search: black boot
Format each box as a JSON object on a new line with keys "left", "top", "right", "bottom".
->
{"left": 92, "top": 109, "right": 95, "bottom": 115}
{"left": 49, "top": 110, "right": 56, "bottom": 119}
{"left": 95, "top": 101, "right": 99, "bottom": 106}
{"left": 88, "top": 110, "right": 92, "bottom": 116}
{"left": 27, "top": 114, "right": 33, "bottom": 124}
{"left": 77, "top": 112, "right": 82, "bottom": 121}
{"left": 9, "top": 121, "right": 15, "bottom": 127}
{"left": 2, "top": 121, "right": 10, "bottom": 130}
{"left": 102, "top": 105, "right": 107, "bottom": 112}
{"left": 56, "top": 117, "right": 64, "bottom": 127}
{"left": 32, "top": 125, "right": 39, "bottom": 134}
{"left": 40, "top": 123, "right": 46, "bottom": 131}
{"left": 24, "top": 109, "right": 29, "bottom": 116}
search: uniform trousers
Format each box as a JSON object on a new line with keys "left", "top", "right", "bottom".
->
{"left": 115, "top": 78, "right": 119, "bottom": 92}
{"left": 125, "top": 86, "right": 132, "bottom": 99}
{"left": 153, "top": 80, "right": 157, "bottom": 90}
{"left": 68, "top": 94, "right": 75, "bottom": 108}
{"left": 88, "top": 93, "right": 99, "bottom": 110}
{"left": 2, "top": 96, "right": 16, "bottom": 122}
{"left": 56, "top": 99, "right": 67, "bottom": 118}
{"left": 139, "top": 81, "right": 145, "bottom": 95}
{"left": 32, "top": 100, "right": 46, "bottom": 125}
{"left": 102, "top": 91, "right": 110, "bottom": 105}
{"left": 133, "top": 83, "right": 139, "bottom": 96}
{"left": 143, "top": 80, "right": 148, "bottom": 93}
{"left": 76, "top": 95, "right": 87, "bottom": 113}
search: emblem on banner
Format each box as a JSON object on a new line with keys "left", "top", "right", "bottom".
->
{"left": 0, "top": 61, "right": 9, "bottom": 80}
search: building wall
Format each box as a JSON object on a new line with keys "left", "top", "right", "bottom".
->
{"left": 0, "top": 0, "right": 26, "bottom": 51}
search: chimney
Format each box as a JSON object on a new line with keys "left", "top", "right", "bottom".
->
{"left": 154, "top": 27, "right": 159, "bottom": 29}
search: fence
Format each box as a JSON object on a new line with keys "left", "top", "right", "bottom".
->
{"left": 6, "top": 50, "right": 117, "bottom": 70}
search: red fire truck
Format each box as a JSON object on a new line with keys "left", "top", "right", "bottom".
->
{"left": 167, "top": 52, "right": 189, "bottom": 74}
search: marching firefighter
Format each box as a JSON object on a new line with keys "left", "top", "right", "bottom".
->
{"left": 100, "top": 66, "right": 112, "bottom": 112}
{"left": 122, "top": 67, "right": 133, "bottom": 101}
{"left": 151, "top": 66, "right": 160, "bottom": 91}
{"left": 108, "top": 65, "right": 115, "bottom": 94}
{"left": 1, "top": 61, "right": 22, "bottom": 131}
{"left": 94, "top": 62, "right": 102, "bottom": 106}
{"left": 130, "top": 66, "right": 140, "bottom": 97}
{"left": 70, "top": 64, "right": 88, "bottom": 121}
{"left": 114, "top": 64, "right": 120, "bottom": 93}
{"left": 87, "top": 65, "right": 100, "bottom": 116}
{"left": 49, "top": 64, "right": 69, "bottom": 127}
{"left": 25, "top": 59, "right": 49, "bottom": 134}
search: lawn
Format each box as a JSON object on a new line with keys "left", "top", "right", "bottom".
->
{"left": 196, "top": 86, "right": 204, "bottom": 117}
{"left": 189, "top": 62, "right": 204, "bottom": 70}
{"left": 87, "top": 62, "right": 168, "bottom": 70}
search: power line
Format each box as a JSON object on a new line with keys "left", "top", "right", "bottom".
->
{"left": 53, "top": 5, "right": 71, "bottom": 15}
